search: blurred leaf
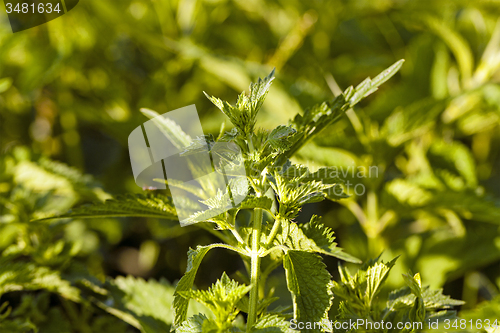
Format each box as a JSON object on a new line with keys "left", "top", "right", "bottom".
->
{"left": 0, "top": 262, "right": 80, "bottom": 302}
{"left": 415, "top": 15, "right": 473, "bottom": 83}
{"left": 36, "top": 193, "right": 178, "bottom": 221}
{"left": 97, "top": 275, "right": 209, "bottom": 333}
{"left": 252, "top": 314, "right": 294, "bottom": 332}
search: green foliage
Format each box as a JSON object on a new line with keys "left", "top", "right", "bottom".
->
{"left": 19, "top": 63, "right": 464, "bottom": 333}
{"left": 39, "top": 193, "right": 178, "bottom": 220}
{"left": 0, "top": 261, "right": 80, "bottom": 301}
{"left": 95, "top": 275, "right": 209, "bottom": 333}
{"left": 276, "top": 216, "right": 360, "bottom": 263}
{"left": 179, "top": 272, "right": 251, "bottom": 331}
{"left": 148, "top": 65, "right": 463, "bottom": 333}
{"left": 283, "top": 251, "right": 333, "bottom": 333}
{"left": 173, "top": 245, "right": 224, "bottom": 326}
{"left": 5, "top": 1, "right": 500, "bottom": 329}
{"left": 252, "top": 314, "right": 295, "bottom": 333}
{"left": 333, "top": 257, "right": 463, "bottom": 332}
{"left": 204, "top": 69, "right": 275, "bottom": 137}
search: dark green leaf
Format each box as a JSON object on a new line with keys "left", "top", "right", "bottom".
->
{"left": 283, "top": 251, "right": 333, "bottom": 333}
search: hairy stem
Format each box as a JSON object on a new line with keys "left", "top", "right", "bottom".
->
{"left": 231, "top": 228, "right": 245, "bottom": 244}
{"left": 265, "top": 216, "right": 282, "bottom": 246}
{"left": 247, "top": 207, "right": 263, "bottom": 331}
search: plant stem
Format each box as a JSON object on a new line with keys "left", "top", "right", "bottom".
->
{"left": 247, "top": 207, "right": 263, "bottom": 331}
{"left": 265, "top": 216, "right": 282, "bottom": 246}
{"left": 231, "top": 228, "right": 245, "bottom": 244}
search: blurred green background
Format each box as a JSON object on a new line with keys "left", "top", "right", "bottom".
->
{"left": 1, "top": 0, "right": 500, "bottom": 331}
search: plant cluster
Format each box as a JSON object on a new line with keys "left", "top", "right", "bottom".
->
{"left": 0, "top": 62, "right": 466, "bottom": 333}
{"left": 163, "top": 62, "right": 465, "bottom": 332}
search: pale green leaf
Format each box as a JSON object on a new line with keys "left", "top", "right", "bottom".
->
{"left": 418, "top": 15, "right": 473, "bottom": 82}
{"left": 348, "top": 59, "right": 404, "bottom": 106}
{"left": 429, "top": 140, "right": 477, "bottom": 188}
{"left": 365, "top": 257, "right": 398, "bottom": 304}
{"left": 238, "top": 196, "right": 273, "bottom": 211}
{"left": 176, "top": 314, "right": 211, "bottom": 333}
{"left": 268, "top": 126, "right": 296, "bottom": 152}
{"left": 249, "top": 68, "right": 275, "bottom": 117}
{"left": 205, "top": 69, "right": 275, "bottom": 136}
{"left": 97, "top": 276, "right": 177, "bottom": 332}
{"left": 252, "top": 314, "right": 294, "bottom": 333}
{"left": 0, "top": 262, "right": 80, "bottom": 302}
{"left": 179, "top": 272, "right": 251, "bottom": 325}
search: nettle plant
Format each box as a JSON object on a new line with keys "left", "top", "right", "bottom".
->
{"left": 41, "top": 60, "right": 463, "bottom": 333}
{"left": 156, "top": 61, "right": 460, "bottom": 333}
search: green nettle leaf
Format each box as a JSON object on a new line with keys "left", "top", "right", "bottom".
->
{"left": 248, "top": 68, "right": 276, "bottom": 116}
{"left": 275, "top": 164, "right": 348, "bottom": 202}
{"left": 185, "top": 208, "right": 231, "bottom": 228}
{"left": 185, "top": 187, "right": 263, "bottom": 228}
{"left": 174, "top": 246, "right": 213, "bottom": 326}
{"left": 276, "top": 216, "right": 360, "bottom": 263}
{"left": 95, "top": 276, "right": 201, "bottom": 333}
{"left": 365, "top": 257, "right": 398, "bottom": 304}
{"left": 174, "top": 244, "right": 229, "bottom": 327}
{"left": 176, "top": 314, "right": 216, "bottom": 333}
{"left": 267, "top": 125, "right": 297, "bottom": 152}
{"left": 420, "top": 288, "right": 465, "bottom": 310}
{"left": 285, "top": 94, "right": 349, "bottom": 161}
{"left": 35, "top": 193, "right": 178, "bottom": 221}
{"left": 300, "top": 216, "right": 361, "bottom": 263}
{"left": 205, "top": 69, "right": 275, "bottom": 136}
{"left": 402, "top": 273, "right": 426, "bottom": 323}
{"left": 333, "top": 256, "right": 398, "bottom": 318}
{"left": 280, "top": 60, "right": 404, "bottom": 161}
{"left": 428, "top": 140, "right": 477, "bottom": 188}
{"left": 334, "top": 257, "right": 463, "bottom": 330}
{"left": 270, "top": 171, "right": 332, "bottom": 218}
{"left": 283, "top": 250, "right": 333, "bottom": 333}
{"left": 199, "top": 189, "right": 233, "bottom": 210}
{"left": 251, "top": 314, "right": 294, "bottom": 333}
{"left": 0, "top": 262, "right": 80, "bottom": 302}
{"left": 238, "top": 196, "right": 273, "bottom": 211}
{"left": 347, "top": 59, "right": 405, "bottom": 106}
{"left": 387, "top": 284, "right": 464, "bottom": 312}
{"left": 178, "top": 272, "right": 251, "bottom": 325}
